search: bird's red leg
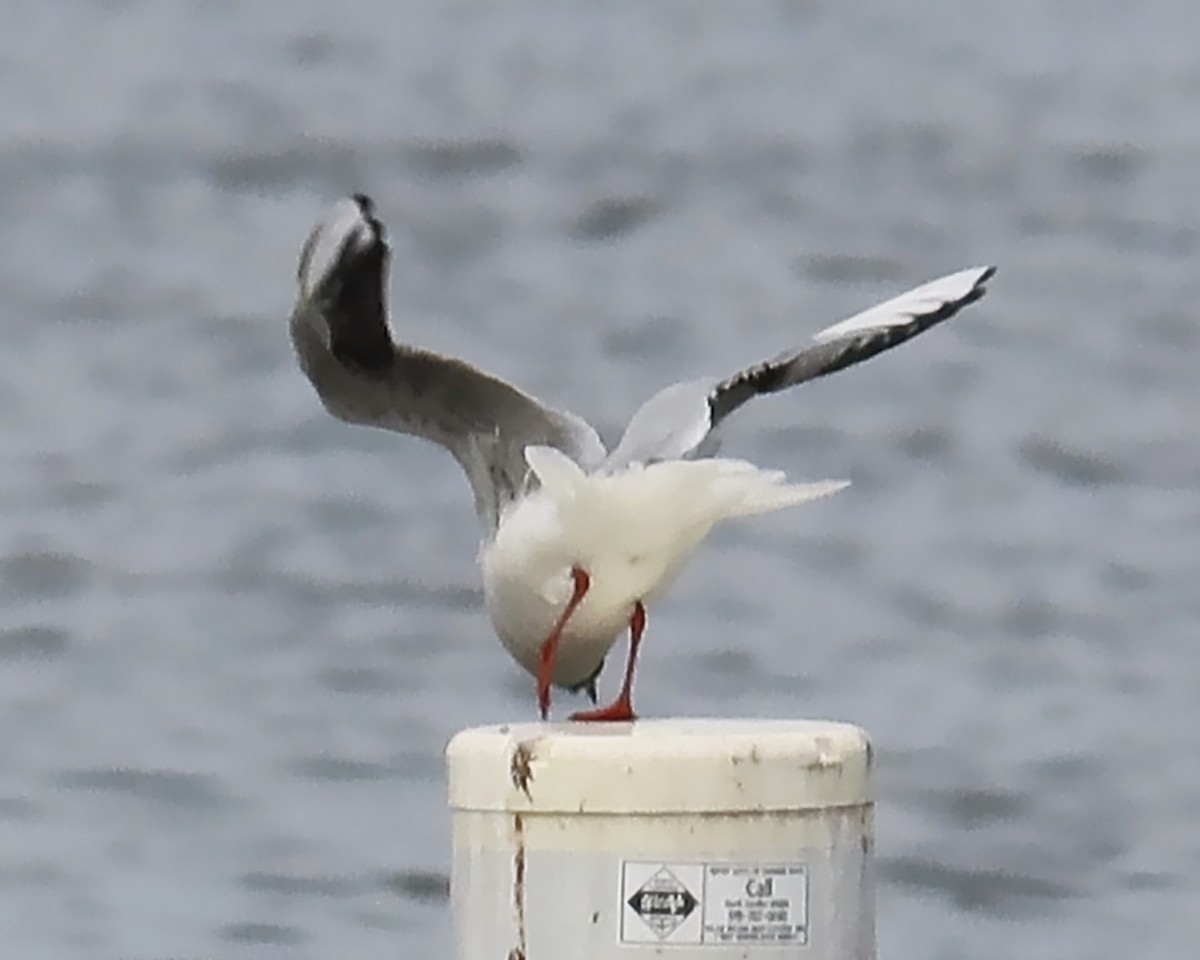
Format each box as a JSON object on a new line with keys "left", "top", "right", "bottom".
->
{"left": 536, "top": 566, "right": 591, "bottom": 720}
{"left": 570, "top": 600, "right": 646, "bottom": 723}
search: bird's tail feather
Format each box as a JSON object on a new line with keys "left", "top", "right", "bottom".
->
{"left": 525, "top": 445, "right": 847, "bottom": 527}
{"left": 717, "top": 466, "right": 849, "bottom": 516}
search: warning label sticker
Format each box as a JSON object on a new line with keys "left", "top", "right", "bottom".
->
{"left": 703, "top": 863, "right": 808, "bottom": 946}
{"left": 620, "top": 862, "right": 704, "bottom": 944}
{"left": 619, "top": 861, "right": 808, "bottom": 947}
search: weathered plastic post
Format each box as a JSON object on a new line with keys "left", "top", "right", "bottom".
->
{"left": 446, "top": 719, "right": 874, "bottom": 959}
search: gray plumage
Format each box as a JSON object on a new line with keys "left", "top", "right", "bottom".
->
{"left": 290, "top": 194, "right": 605, "bottom": 532}
{"left": 290, "top": 195, "right": 993, "bottom": 528}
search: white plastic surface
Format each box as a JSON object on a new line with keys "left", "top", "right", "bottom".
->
{"left": 447, "top": 719, "right": 874, "bottom": 959}
{"left": 447, "top": 718, "right": 871, "bottom": 814}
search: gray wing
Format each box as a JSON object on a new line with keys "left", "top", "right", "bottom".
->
{"left": 605, "top": 266, "right": 995, "bottom": 467}
{"left": 289, "top": 194, "right": 606, "bottom": 533}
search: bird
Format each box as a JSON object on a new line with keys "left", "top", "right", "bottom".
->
{"left": 289, "top": 193, "right": 994, "bottom": 722}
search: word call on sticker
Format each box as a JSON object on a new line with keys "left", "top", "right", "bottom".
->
{"left": 704, "top": 863, "right": 808, "bottom": 945}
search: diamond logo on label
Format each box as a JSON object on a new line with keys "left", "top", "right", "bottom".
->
{"left": 627, "top": 867, "right": 698, "bottom": 939}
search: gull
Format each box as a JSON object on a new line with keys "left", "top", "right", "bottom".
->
{"left": 289, "top": 194, "right": 994, "bottom": 722}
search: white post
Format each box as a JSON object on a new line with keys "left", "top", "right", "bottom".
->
{"left": 446, "top": 719, "right": 874, "bottom": 960}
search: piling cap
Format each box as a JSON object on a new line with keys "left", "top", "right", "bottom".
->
{"left": 446, "top": 718, "right": 871, "bottom": 815}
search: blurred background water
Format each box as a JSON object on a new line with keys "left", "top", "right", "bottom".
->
{"left": 1, "top": 1, "right": 1198, "bottom": 958}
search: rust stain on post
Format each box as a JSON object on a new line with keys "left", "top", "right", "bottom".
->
{"left": 510, "top": 739, "right": 538, "bottom": 799}
{"left": 511, "top": 812, "right": 527, "bottom": 959}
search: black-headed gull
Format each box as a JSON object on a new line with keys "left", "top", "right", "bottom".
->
{"left": 290, "top": 194, "right": 994, "bottom": 721}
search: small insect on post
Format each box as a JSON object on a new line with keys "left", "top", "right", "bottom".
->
{"left": 446, "top": 719, "right": 874, "bottom": 959}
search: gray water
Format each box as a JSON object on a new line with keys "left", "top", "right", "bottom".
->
{"left": 2, "top": 1, "right": 1198, "bottom": 958}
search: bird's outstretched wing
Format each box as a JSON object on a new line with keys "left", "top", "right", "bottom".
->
{"left": 289, "top": 195, "right": 606, "bottom": 532}
{"left": 605, "top": 266, "right": 995, "bottom": 467}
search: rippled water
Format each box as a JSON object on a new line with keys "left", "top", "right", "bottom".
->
{"left": 2, "top": 2, "right": 1198, "bottom": 958}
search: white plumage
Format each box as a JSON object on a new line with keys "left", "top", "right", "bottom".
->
{"left": 482, "top": 446, "right": 847, "bottom": 688}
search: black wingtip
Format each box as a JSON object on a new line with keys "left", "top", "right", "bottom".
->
{"left": 305, "top": 195, "right": 394, "bottom": 374}
{"left": 959, "top": 265, "right": 997, "bottom": 308}
{"left": 350, "top": 192, "right": 385, "bottom": 242}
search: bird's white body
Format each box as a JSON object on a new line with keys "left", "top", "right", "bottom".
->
{"left": 481, "top": 446, "right": 847, "bottom": 688}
